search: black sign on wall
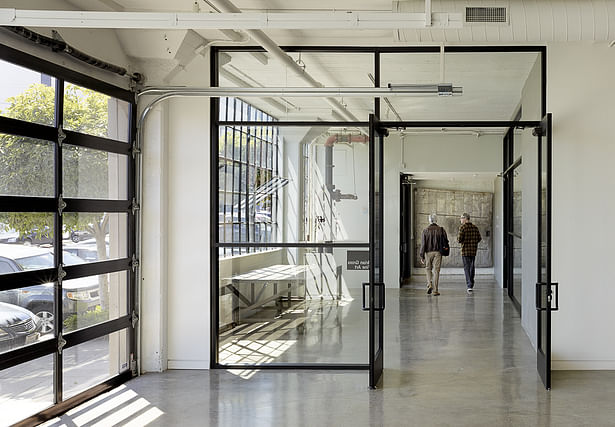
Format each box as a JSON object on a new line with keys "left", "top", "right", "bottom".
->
{"left": 347, "top": 250, "right": 370, "bottom": 270}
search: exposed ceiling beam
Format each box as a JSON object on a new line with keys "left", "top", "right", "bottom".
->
{"left": 0, "top": 9, "right": 463, "bottom": 30}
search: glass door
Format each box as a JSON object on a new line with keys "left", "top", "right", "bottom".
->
{"left": 536, "top": 113, "right": 556, "bottom": 389}
{"left": 368, "top": 114, "right": 386, "bottom": 388}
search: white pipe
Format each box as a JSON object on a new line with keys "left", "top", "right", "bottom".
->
{"left": 138, "top": 86, "right": 462, "bottom": 98}
{"left": 207, "top": 0, "right": 364, "bottom": 124}
{"left": 0, "top": 8, "right": 461, "bottom": 29}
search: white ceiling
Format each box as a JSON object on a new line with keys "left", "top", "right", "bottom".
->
{"left": 10, "top": 0, "right": 544, "bottom": 123}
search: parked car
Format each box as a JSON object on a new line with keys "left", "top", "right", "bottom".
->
{"left": 69, "top": 230, "right": 94, "bottom": 243}
{"left": 0, "top": 302, "right": 41, "bottom": 353}
{"left": 0, "top": 223, "right": 19, "bottom": 244}
{"left": 0, "top": 244, "right": 100, "bottom": 333}
{"left": 63, "top": 239, "right": 110, "bottom": 263}
{"left": 17, "top": 227, "right": 54, "bottom": 246}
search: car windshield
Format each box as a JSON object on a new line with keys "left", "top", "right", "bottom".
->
{"left": 15, "top": 251, "right": 85, "bottom": 270}
{"left": 15, "top": 253, "right": 54, "bottom": 270}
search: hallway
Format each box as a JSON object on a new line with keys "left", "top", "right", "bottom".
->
{"left": 42, "top": 278, "right": 615, "bottom": 426}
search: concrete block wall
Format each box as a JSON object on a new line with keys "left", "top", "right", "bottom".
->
{"left": 414, "top": 188, "right": 493, "bottom": 268}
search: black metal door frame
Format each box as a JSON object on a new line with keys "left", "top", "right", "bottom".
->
{"left": 536, "top": 113, "right": 556, "bottom": 389}
{"left": 368, "top": 114, "right": 386, "bottom": 388}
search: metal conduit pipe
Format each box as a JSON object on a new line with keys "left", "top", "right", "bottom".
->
{"left": 207, "top": 0, "right": 362, "bottom": 123}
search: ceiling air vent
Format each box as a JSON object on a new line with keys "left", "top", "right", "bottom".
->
{"left": 465, "top": 7, "right": 507, "bottom": 23}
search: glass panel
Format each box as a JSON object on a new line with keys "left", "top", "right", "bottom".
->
{"left": 0, "top": 281, "right": 59, "bottom": 336}
{"left": 62, "top": 212, "right": 128, "bottom": 264}
{"left": 63, "top": 271, "right": 128, "bottom": 333}
{"left": 218, "top": 125, "right": 369, "bottom": 251}
{"left": 63, "top": 83, "right": 130, "bottom": 143}
{"left": 63, "top": 328, "right": 130, "bottom": 399}
{"left": 0, "top": 135, "right": 54, "bottom": 197}
{"left": 0, "top": 59, "right": 56, "bottom": 126}
{"left": 63, "top": 144, "right": 128, "bottom": 200}
{"left": 380, "top": 52, "right": 541, "bottom": 121}
{"left": 0, "top": 354, "right": 54, "bottom": 425}
{"left": 218, "top": 52, "right": 374, "bottom": 121}
{"left": 0, "top": 212, "right": 55, "bottom": 252}
{"left": 218, "top": 247, "right": 368, "bottom": 365}
{"left": 512, "top": 163, "right": 523, "bottom": 306}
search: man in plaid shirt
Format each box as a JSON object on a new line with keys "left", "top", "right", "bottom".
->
{"left": 458, "top": 213, "right": 482, "bottom": 293}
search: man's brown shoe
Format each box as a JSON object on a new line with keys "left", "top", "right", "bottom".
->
{"left": 433, "top": 291, "right": 440, "bottom": 296}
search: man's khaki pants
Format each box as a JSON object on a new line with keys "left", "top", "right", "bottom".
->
{"left": 425, "top": 251, "right": 443, "bottom": 292}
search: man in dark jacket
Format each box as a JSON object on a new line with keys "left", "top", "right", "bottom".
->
{"left": 420, "top": 213, "right": 448, "bottom": 296}
{"left": 458, "top": 213, "right": 482, "bottom": 293}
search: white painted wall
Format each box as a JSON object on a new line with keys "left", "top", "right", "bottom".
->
{"left": 383, "top": 134, "right": 502, "bottom": 288}
{"left": 140, "top": 100, "right": 168, "bottom": 373}
{"left": 548, "top": 42, "right": 615, "bottom": 370}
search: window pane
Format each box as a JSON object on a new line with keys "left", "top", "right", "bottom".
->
{"left": 0, "top": 134, "right": 54, "bottom": 197}
{"left": 0, "top": 291, "right": 49, "bottom": 351}
{"left": 63, "top": 144, "right": 128, "bottom": 200}
{"left": 63, "top": 83, "right": 130, "bottom": 143}
{"left": 63, "top": 328, "right": 130, "bottom": 399}
{"left": 0, "top": 354, "right": 54, "bottom": 424}
{"left": 62, "top": 212, "right": 127, "bottom": 264}
{"left": 0, "top": 59, "right": 56, "bottom": 126}
{"left": 0, "top": 212, "right": 55, "bottom": 252}
{"left": 63, "top": 271, "right": 128, "bottom": 333}
{"left": 217, "top": 248, "right": 368, "bottom": 365}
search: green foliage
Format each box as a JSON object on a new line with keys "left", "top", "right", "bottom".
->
{"left": 63, "top": 305, "right": 108, "bottom": 331}
{"left": 0, "top": 83, "right": 110, "bottom": 236}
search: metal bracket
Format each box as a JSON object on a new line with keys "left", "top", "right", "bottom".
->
{"left": 57, "top": 333, "right": 67, "bottom": 354}
{"left": 132, "top": 146, "right": 141, "bottom": 159}
{"left": 58, "top": 194, "right": 67, "bottom": 215}
{"left": 536, "top": 282, "right": 559, "bottom": 311}
{"left": 131, "top": 254, "right": 139, "bottom": 272}
{"left": 58, "top": 126, "right": 66, "bottom": 147}
{"left": 532, "top": 126, "right": 544, "bottom": 137}
{"left": 57, "top": 264, "right": 66, "bottom": 285}
{"left": 131, "top": 198, "right": 140, "bottom": 215}
{"left": 131, "top": 310, "right": 139, "bottom": 328}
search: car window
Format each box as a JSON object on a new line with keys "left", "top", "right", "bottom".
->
{"left": 62, "top": 251, "right": 86, "bottom": 265}
{"left": 0, "top": 260, "right": 16, "bottom": 274}
{"left": 15, "top": 253, "right": 54, "bottom": 270}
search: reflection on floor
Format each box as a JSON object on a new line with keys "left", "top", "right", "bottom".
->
{"left": 219, "top": 296, "right": 366, "bottom": 367}
{"left": 41, "top": 277, "right": 615, "bottom": 426}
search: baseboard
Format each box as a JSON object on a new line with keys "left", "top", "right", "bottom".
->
{"left": 552, "top": 360, "right": 615, "bottom": 370}
{"left": 168, "top": 359, "right": 210, "bottom": 369}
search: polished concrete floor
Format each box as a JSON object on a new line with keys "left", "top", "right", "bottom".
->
{"left": 42, "top": 277, "right": 615, "bottom": 426}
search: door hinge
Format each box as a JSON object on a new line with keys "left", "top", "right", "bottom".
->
{"left": 57, "top": 333, "right": 67, "bottom": 354}
{"left": 132, "top": 146, "right": 141, "bottom": 159}
{"left": 58, "top": 194, "right": 67, "bottom": 215}
{"left": 131, "top": 310, "right": 139, "bottom": 328}
{"left": 131, "top": 198, "right": 140, "bottom": 215}
{"left": 58, "top": 126, "right": 66, "bottom": 147}
{"left": 57, "top": 264, "right": 66, "bottom": 284}
{"left": 131, "top": 254, "right": 139, "bottom": 272}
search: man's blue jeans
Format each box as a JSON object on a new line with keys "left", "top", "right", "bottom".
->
{"left": 462, "top": 256, "right": 476, "bottom": 289}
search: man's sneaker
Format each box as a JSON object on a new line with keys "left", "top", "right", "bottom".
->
{"left": 427, "top": 287, "right": 433, "bottom": 295}
{"left": 433, "top": 291, "right": 440, "bottom": 296}
{"left": 467, "top": 288, "right": 473, "bottom": 294}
